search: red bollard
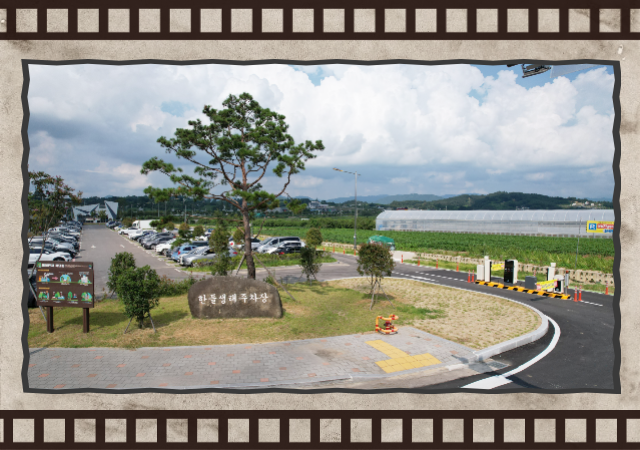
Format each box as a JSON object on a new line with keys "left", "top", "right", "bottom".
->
{"left": 418, "top": 258, "right": 420, "bottom": 267}
{"left": 456, "top": 263, "right": 459, "bottom": 272}
{"left": 605, "top": 281, "right": 609, "bottom": 295}
{"left": 436, "top": 259, "right": 438, "bottom": 269}
{"left": 467, "top": 271, "right": 470, "bottom": 283}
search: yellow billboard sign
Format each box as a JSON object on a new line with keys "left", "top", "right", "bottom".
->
{"left": 586, "top": 221, "right": 614, "bottom": 234}
{"left": 536, "top": 280, "right": 557, "bottom": 291}
{"left": 491, "top": 263, "right": 504, "bottom": 271}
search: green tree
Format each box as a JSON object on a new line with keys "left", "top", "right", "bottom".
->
{"left": 141, "top": 92, "right": 324, "bottom": 279}
{"left": 150, "top": 215, "right": 176, "bottom": 232}
{"left": 209, "top": 219, "right": 232, "bottom": 276}
{"left": 107, "top": 252, "right": 137, "bottom": 297}
{"left": 356, "top": 243, "right": 395, "bottom": 295}
{"left": 98, "top": 210, "right": 107, "bottom": 223}
{"left": 193, "top": 225, "right": 205, "bottom": 238}
{"left": 122, "top": 217, "right": 133, "bottom": 227}
{"left": 300, "top": 247, "right": 322, "bottom": 284}
{"left": 174, "top": 222, "right": 193, "bottom": 247}
{"left": 116, "top": 266, "right": 161, "bottom": 330}
{"left": 28, "top": 170, "right": 82, "bottom": 288}
{"left": 165, "top": 221, "right": 175, "bottom": 231}
{"left": 305, "top": 228, "right": 323, "bottom": 248}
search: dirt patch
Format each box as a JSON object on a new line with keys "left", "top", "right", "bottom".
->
{"left": 328, "top": 278, "right": 541, "bottom": 350}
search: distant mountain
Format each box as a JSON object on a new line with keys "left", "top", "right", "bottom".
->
{"left": 388, "top": 191, "right": 614, "bottom": 210}
{"left": 327, "top": 194, "right": 390, "bottom": 204}
{"left": 588, "top": 197, "right": 613, "bottom": 202}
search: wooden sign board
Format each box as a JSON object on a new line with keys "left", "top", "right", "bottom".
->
{"left": 34, "top": 261, "right": 94, "bottom": 308}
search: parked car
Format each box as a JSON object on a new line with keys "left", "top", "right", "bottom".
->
{"left": 30, "top": 237, "right": 77, "bottom": 256}
{"left": 120, "top": 227, "right": 137, "bottom": 236}
{"left": 139, "top": 231, "right": 159, "bottom": 244}
{"left": 156, "top": 239, "right": 177, "bottom": 256}
{"left": 143, "top": 234, "right": 174, "bottom": 250}
{"left": 28, "top": 248, "right": 72, "bottom": 267}
{"left": 266, "top": 241, "right": 303, "bottom": 255}
{"left": 182, "top": 247, "right": 238, "bottom": 267}
{"left": 230, "top": 237, "right": 262, "bottom": 250}
{"left": 257, "top": 236, "right": 305, "bottom": 253}
{"left": 129, "top": 229, "right": 151, "bottom": 240}
{"left": 179, "top": 246, "right": 208, "bottom": 265}
{"left": 30, "top": 243, "right": 75, "bottom": 259}
{"left": 171, "top": 242, "right": 208, "bottom": 262}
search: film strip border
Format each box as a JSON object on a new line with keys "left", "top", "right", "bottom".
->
{"left": 0, "top": 410, "right": 639, "bottom": 448}
{"left": 1, "top": 1, "right": 640, "bottom": 40}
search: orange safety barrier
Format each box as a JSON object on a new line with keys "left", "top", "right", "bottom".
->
{"left": 375, "top": 315, "right": 399, "bottom": 335}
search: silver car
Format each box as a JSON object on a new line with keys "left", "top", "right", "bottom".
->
{"left": 179, "top": 246, "right": 208, "bottom": 265}
{"left": 181, "top": 247, "right": 239, "bottom": 267}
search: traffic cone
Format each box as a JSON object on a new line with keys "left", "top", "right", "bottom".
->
{"left": 343, "top": 249, "right": 345, "bottom": 255}
{"left": 605, "top": 281, "right": 609, "bottom": 295}
{"left": 436, "top": 259, "right": 438, "bottom": 269}
{"left": 467, "top": 271, "right": 470, "bottom": 283}
{"left": 418, "top": 258, "right": 420, "bottom": 267}
{"left": 573, "top": 288, "right": 578, "bottom": 302}
{"left": 472, "top": 273, "right": 475, "bottom": 282}
{"left": 456, "top": 263, "right": 459, "bottom": 272}
{"left": 579, "top": 286, "right": 583, "bottom": 302}
{"left": 401, "top": 255, "right": 403, "bottom": 263}
{"left": 333, "top": 246, "right": 335, "bottom": 253}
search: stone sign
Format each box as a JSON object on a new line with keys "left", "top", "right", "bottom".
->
{"left": 188, "top": 276, "right": 283, "bottom": 319}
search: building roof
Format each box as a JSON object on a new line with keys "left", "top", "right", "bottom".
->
{"left": 376, "top": 209, "right": 615, "bottom": 222}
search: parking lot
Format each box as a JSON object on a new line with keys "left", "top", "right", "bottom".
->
{"left": 75, "top": 225, "right": 354, "bottom": 298}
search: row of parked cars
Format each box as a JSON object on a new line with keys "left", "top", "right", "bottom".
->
{"left": 27, "top": 220, "right": 83, "bottom": 267}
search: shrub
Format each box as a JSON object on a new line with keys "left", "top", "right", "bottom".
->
{"left": 306, "top": 228, "right": 323, "bottom": 248}
{"left": 264, "top": 275, "right": 276, "bottom": 286}
{"left": 116, "top": 266, "right": 161, "bottom": 329}
{"left": 233, "top": 227, "right": 245, "bottom": 246}
{"left": 300, "top": 247, "right": 322, "bottom": 283}
{"left": 178, "top": 222, "right": 192, "bottom": 240}
{"left": 165, "top": 221, "right": 175, "bottom": 231}
{"left": 193, "top": 225, "right": 204, "bottom": 238}
{"left": 122, "top": 217, "right": 133, "bottom": 227}
{"left": 107, "top": 252, "right": 137, "bottom": 295}
{"left": 157, "top": 274, "right": 199, "bottom": 297}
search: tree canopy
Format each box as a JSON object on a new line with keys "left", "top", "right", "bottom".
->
{"left": 141, "top": 92, "right": 324, "bottom": 279}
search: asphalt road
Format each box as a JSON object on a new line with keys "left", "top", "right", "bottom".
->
{"left": 78, "top": 225, "right": 617, "bottom": 391}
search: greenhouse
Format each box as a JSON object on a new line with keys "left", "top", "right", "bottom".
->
{"left": 375, "top": 210, "right": 615, "bottom": 237}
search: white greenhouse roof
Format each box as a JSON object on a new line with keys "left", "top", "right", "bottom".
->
{"left": 376, "top": 210, "right": 615, "bottom": 222}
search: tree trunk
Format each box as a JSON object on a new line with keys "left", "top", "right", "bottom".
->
{"left": 242, "top": 208, "right": 256, "bottom": 279}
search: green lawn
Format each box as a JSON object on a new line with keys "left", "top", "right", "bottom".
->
{"left": 28, "top": 283, "right": 438, "bottom": 349}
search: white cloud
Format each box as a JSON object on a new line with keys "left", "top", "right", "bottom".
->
{"left": 26, "top": 63, "right": 615, "bottom": 199}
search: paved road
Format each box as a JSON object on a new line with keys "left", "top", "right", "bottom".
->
{"left": 66, "top": 226, "right": 616, "bottom": 391}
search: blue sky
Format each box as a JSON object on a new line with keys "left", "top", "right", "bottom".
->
{"left": 27, "top": 63, "right": 615, "bottom": 202}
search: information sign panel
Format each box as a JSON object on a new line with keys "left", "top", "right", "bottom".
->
{"left": 35, "top": 261, "right": 94, "bottom": 308}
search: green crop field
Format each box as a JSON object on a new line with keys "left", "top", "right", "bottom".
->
{"left": 260, "top": 227, "right": 615, "bottom": 273}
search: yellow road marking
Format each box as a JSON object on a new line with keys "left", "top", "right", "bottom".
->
{"left": 367, "top": 340, "right": 442, "bottom": 374}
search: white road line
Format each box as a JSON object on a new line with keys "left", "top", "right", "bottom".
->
{"left": 120, "top": 245, "right": 124, "bottom": 248}
{"left": 580, "top": 301, "right": 603, "bottom": 307}
{"left": 462, "top": 317, "right": 561, "bottom": 390}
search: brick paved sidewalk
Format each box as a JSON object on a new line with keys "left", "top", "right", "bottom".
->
{"left": 27, "top": 327, "right": 478, "bottom": 390}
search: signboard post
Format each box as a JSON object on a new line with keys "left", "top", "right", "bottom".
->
{"left": 35, "top": 261, "right": 94, "bottom": 334}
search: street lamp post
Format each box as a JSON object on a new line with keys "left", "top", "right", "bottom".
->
{"left": 333, "top": 168, "right": 360, "bottom": 251}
